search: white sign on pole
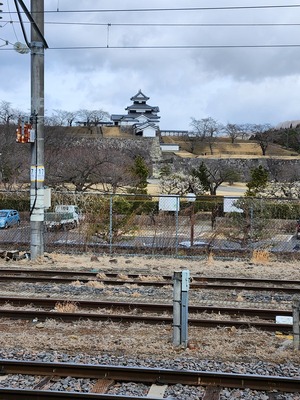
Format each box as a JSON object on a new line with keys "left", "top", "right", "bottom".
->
{"left": 31, "top": 165, "right": 45, "bottom": 182}
{"left": 159, "top": 195, "right": 180, "bottom": 211}
{"left": 223, "top": 197, "right": 243, "bottom": 213}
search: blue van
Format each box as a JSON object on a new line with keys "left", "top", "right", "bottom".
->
{"left": 0, "top": 209, "right": 21, "bottom": 229}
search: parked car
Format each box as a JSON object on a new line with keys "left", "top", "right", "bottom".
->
{"left": 0, "top": 209, "right": 20, "bottom": 229}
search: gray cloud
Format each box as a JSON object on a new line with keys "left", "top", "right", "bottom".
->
{"left": 1, "top": 0, "right": 300, "bottom": 129}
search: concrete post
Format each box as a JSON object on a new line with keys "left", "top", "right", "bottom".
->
{"left": 30, "top": 0, "right": 45, "bottom": 260}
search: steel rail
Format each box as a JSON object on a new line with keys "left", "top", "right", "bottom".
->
{"left": 0, "top": 359, "right": 300, "bottom": 393}
{"left": 1, "top": 267, "right": 300, "bottom": 286}
{"left": 0, "top": 273, "right": 299, "bottom": 293}
{"left": 0, "top": 308, "right": 292, "bottom": 332}
{"left": 0, "top": 295, "right": 292, "bottom": 320}
{"left": 0, "top": 389, "right": 159, "bottom": 399}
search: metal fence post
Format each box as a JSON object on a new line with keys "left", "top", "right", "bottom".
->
{"left": 172, "top": 270, "right": 190, "bottom": 347}
{"left": 293, "top": 300, "right": 300, "bottom": 350}
{"left": 181, "top": 270, "right": 190, "bottom": 347}
{"left": 172, "top": 271, "right": 181, "bottom": 346}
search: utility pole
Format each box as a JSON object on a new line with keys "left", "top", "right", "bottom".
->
{"left": 30, "top": 0, "right": 45, "bottom": 259}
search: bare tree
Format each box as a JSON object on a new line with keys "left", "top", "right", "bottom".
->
{"left": 78, "top": 109, "right": 110, "bottom": 127}
{"left": 0, "top": 101, "right": 21, "bottom": 125}
{"left": 46, "top": 141, "right": 110, "bottom": 192}
{"left": 239, "top": 123, "right": 256, "bottom": 140}
{"left": 45, "top": 134, "right": 147, "bottom": 193}
{"left": 190, "top": 117, "right": 221, "bottom": 154}
{"left": 224, "top": 123, "right": 242, "bottom": 144}
{"left": 251, "top": 124, "right": 273, "bottom": 156}
{"left": 49, "top": 109, "right": 78, "bottom": 126}
{"left": 192, "top": 161, "right": 240, "bottom": 195}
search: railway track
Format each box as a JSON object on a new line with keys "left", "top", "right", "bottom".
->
{"left": 0, "top": 268, "right": 300, "bottom": 293}
{"left": 0, "top": 268, "right": 295, "bottom": 332}
{"left": 0, "top": 359, "right": 299, "bottom": 398}
{"left": 0, "top": 296, "right": 293, "bottom": 332}
{"left": 0, "top": 295, "right": 292, "bottom": 319}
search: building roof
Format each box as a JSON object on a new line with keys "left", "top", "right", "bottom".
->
{"left": 111, "top": 114, "right": 125, "bottom": 121}
{"left": 111, "top": 90, "right": 160, "bottom": 125}
{"left": 126, "top": 103, "right": 155, "bottom": 111}
{"left": 130, "top": 89, "right": 150, "bottom": 102}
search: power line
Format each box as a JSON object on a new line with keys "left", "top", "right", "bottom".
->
{"left": 47, "top": 44, "right": 300, "bottom": 49}
{"left": 3, "top": 4, "right": 300, "bottom": 14}
{"left": 41, "top": 5, "right": 300, "bottom": 13}
{"left": 44, "top": 22, "right": 300, "bottom": 27}
{"left": 4, "top": 19, "right": 300, "bottom": 28}
{"left": 2, "top": 42, "right": 300, "bottom": 51}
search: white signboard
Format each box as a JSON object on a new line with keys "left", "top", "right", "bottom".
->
{"left": 159, "top": 195, "right": 180, "bottom": 212}
{"left": 223, "top": 197, "right": 243, "bottom": 213}
{"left": 31, "top": 165, "right": 45, "bottom": 182}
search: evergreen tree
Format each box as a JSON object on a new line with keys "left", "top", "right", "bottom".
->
{"left": 246, "top": 165, "right": 269, "bottom": 196}
{"left": 130, "top": 155, "right": 149, "bottom": 194}
{"left": 192, "top": 162, "right": 211, "bottom": 192}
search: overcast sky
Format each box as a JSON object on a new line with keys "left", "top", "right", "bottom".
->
{"left": 1, "top": 0, "right": 300, "bottom": 130}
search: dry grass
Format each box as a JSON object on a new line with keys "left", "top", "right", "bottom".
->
{"left": 207, "top": 252, "right": 214, "bottom": 265}
{"left": 117, "top": 273, "right": 130, "bottom": 280}
{"left": 162, "top": 136, "right": 299, "bottom": 158}
{"left": 0, "top": 319, "right": 296, "bottom": 364}
{"left": 2, "top": 253, "right": 300, "bottom": 365}
{"left": 251, "top": 250, "right": 271, "bottom": 265}
{"left": 71, "top": 280, "right": 82, "bottom": 287}
{"left": 96, "top": 273, "right": 107, "bottom": 280}
{"left": 85, "top": 281, "right": 105, "bottom": 289}
{"left": 54, "top": 301, "right": 78, "bottom": 313}
{"left": 136, "top": 275, "right": 162, "bottom": 282}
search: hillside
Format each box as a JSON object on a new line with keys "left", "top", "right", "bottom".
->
{"left": 161, "top": 136, "right": 299, "bottom": 158}
{"left": 62, "top": 126, "right": 300, "bottom": 158}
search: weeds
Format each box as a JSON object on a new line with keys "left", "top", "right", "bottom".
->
{"left": 54, "top": 301, "right": 78, "bottom": 313}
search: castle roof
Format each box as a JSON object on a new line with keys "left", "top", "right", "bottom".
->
{"left": 130, "top": 89, "right": 150, "bottom": 102}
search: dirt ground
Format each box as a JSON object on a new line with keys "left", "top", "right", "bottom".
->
{"left": 12, "top": 251, "right": 300, "bottom": 280}
{"left": 0, "top": 252, "right": 299, "bottom": 364}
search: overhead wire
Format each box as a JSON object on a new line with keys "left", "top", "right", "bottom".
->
{"left": 2, "top": 3, "right": 300, "bottom": 50}
{"left": 47, "top": 44, "right": 300, "bottom": 50}
{"left": 6, "top": 0, "right": 19, "bottom": 41}
{"left": 43, "top": 21, "right": 300, "bottom": 27}
{"left": 39, "top": 4, "right": 300, "bottom": 13}
{"left": 3, "top": 4, "right": 300, "bottom": 15}
{"left": 5, "top": 20, "right": 300, "bottom": 27}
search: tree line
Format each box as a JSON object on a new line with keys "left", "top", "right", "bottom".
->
{"left": 189, "top": 117, "right": 300, "bottom": 156}
{"left": 1, "top": 99, "right": 300, "bottom": 197}
{"left": 0, "top": 101, "right": 151, "bottom": 193}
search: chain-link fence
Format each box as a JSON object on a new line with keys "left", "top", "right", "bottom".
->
{"left": 1, "top": 192, "right": 300, "bottom": 259}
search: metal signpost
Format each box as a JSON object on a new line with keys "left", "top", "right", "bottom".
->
{"left": 172, "top": 270, "right": 190, "bottom": 347}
